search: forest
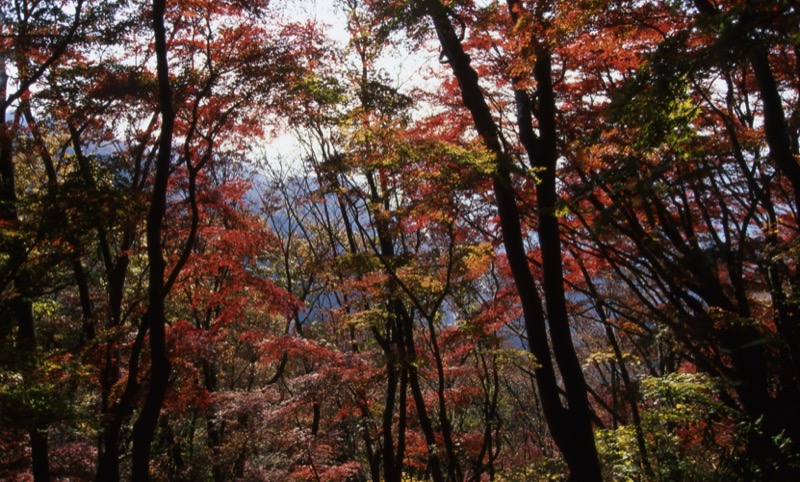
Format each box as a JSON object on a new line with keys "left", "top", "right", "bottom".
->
{"left": 1, "top": 0, "right": 799, "bottom": 480}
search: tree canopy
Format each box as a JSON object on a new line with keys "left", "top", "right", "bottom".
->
{"left": 1, "top": 0, "right": 799, "bottom": 480}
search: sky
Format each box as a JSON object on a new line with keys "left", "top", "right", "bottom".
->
{"left": 262, "top": 0, "right": 443, "bottom": 167}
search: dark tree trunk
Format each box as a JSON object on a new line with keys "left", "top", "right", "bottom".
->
{"left": 398, "top": 305, "right": 445, "bottom": 482}
{"left": 425, "top": 3, "right": 602, "bottom": 480}
{"left": 129, "top": 1, "right": 175, "bottom": 479}
{"left": 1, "top": 64, "right": 51, "bottom": 482}
{"left": 692, "top": 2, "right": 800, "bottom": 469}
{"left": 30, "top": 429, "right": 51, "bottom": 482}
{"left": 530, "top": 52, "right": 603, "bottom": 481}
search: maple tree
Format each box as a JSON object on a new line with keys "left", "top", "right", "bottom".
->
{"left": 1, "top": 0, "right": 800, "bottom": 480}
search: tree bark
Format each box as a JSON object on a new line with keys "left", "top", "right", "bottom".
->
{"left": 130, "top": 0, "right": 175, "bottom": 479}
{"left": 1, "top": 57, "right": 51, "bottom": 482}
{"left": 425, "top": 2, "right": 602, "bottom": 480}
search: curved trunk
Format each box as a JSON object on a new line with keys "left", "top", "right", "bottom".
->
{"left": 130, "top": 1, "right": 175, "bottom": 479}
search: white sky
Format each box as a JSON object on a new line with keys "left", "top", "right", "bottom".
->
{"left": 262, "top": 0, "right": 442, "bottom": 166}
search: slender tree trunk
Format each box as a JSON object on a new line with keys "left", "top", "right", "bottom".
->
{"left": 366, "top": 164, "right": 446, "bottom": 482}
{"left": 530, "top": 52, "right": 602, "bottom": 481}
{"left": 1, "top": 59, "right": 51, "bottom": 482}
{"left": 130, "top": 1, "right": 175, "bottom": 479}
{"left": 576, "top": 256, "right": 652, "bottom": 476}
{"left": 424, "top": 314, "right": 462, "bottom": 481}
{"left": 398, "top": 306, "right": 445, "bottom": 482}
{"left": 60, "top": 118, "right": 136, "bottom": 482}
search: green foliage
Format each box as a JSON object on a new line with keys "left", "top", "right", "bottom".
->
{"left": 358, "top": 79, "right": 414, "bottom": 118}
{"left": 597, "top": 373, "right": 746, "bottom": 481}
{"left": 296, "top": 73, "right": 347, "bottom": 110}
{"left": 495, "top": 456, "right": 568, "bottom": 481}
{"left": 0, "top": 352, "right": 92, "bottom": 430}
{"left": 611, "top": 33, "right": 700, "bottom": 153}
{"left": 345, "top": 307, "right": 389, "bottom": 330}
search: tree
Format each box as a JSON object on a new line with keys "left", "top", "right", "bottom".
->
{"left": 3, "top": 0, "right": 800, "bottom": 480}
{"left": 1, "top": 1, "right": 88, "bottom": 480}
{"left": 409, "top": 1, "right": 604, "bottom": 479}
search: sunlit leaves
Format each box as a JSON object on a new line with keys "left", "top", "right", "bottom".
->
{"left": 597, "top": 373, "right": 745, "bottom": 480}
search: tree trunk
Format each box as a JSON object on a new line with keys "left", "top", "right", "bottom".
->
{"left": 1, "top": 61, "right": 51, "bottom": 482}
{"left": 425, "top": 3, "right": 602, "bottom": 480}
{"left": 130, "top": 0, "right": 175, "bottom": 479}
